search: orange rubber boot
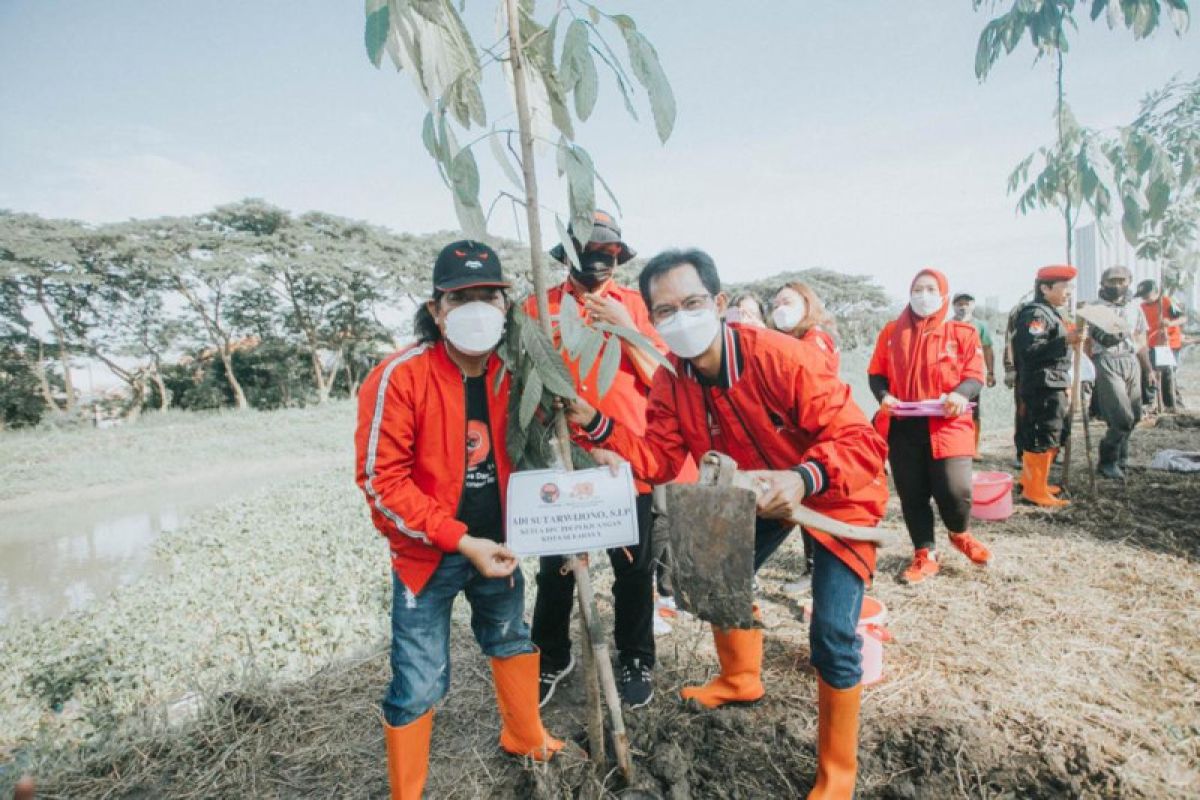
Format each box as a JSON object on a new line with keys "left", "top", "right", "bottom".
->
{"left": 901, "top": 548, "right": 939, "bottom": 584}
{"left": 1020, "top": 451, "right": 1069, "bottom": 507}
{"left": 1046, "top": 449, "right": 1064, "bottom": 494}
{"left": 384, "top": 709, "right": 432, "bottom": 800}
{"left": 808, "top": 678, "right": 862, "bottom": 800}
{"left": 948, "top": 532, "right": 991, "bottom": 565}
{"left": 680, "top": 624, "right": 765, "bottom": 708}
{"left": 490, "top": 652, "right": 563, "bottom": 761}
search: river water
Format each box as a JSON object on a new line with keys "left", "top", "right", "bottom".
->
{"left": 0, "top": 470, "right": 295, "bottom": 624}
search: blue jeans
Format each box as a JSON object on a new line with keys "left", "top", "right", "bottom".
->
{"left": 383, "top": 554, "right": 534, "bottom": 726}
{"left": 754, "top": 518, "right": 864, "bottom": 689}
{"left": 809, "top": 541, "right": 865, "bottom": 689}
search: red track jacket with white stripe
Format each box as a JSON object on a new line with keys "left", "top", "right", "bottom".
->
{"left": 578, "top": 323, "right": 888, "bottom": 583}
{"left": 355, "top": 341, "right": 511, "bottom": 595}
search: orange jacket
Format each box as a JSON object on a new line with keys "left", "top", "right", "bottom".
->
{"left": 355, "top": 341, "right": 511, "bottom": 595}
{"left": 1143, "top": 296, "right": 1184, "bottom": 350}
{"left": 867, "top": 319, "right": 984, "bottom": 459}
{"left": 578, "top": 323, "right": 887, "bottom": 583}
{"left": 524, "top": 280, "right": 695, "bottom": 493}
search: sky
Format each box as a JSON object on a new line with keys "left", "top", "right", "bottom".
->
{"left": 1, "top": 1, "right": 1197, "bottom": 308}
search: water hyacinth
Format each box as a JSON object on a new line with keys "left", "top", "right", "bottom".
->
{"left": 0, "top": 469, "right": 393, "bottom": 750}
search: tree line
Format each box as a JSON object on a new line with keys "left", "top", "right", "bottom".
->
{"left": 0, "top": 200, "right": 535, "bottom": 427}
{"left": 1, "top": 200, "right": 894, "bottom": 430}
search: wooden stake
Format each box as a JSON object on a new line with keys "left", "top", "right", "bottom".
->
{"left": 504, "top": 0, "right": 631, "bottom": 780}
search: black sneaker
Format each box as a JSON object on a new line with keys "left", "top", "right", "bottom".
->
{"left": 618, "top": 659, "right": 654, "bottom": 709}
{"left": 538, "top": 654, "right": 574, "bottom": 708}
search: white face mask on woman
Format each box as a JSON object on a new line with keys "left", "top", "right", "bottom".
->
{"left": 771, "top": 301, "right": 806, "bottom": 332}
{"left": 443, "top": 301, "right": 506, "bottom": 355}
{"left": 909, "top": 291, "right": 942, "bottom": 318}
{"left": 656, "top": 308, "right": 721, "bottom": 359}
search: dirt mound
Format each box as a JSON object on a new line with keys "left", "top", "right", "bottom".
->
{"left": 1057, "top": 412, "right": 1200, "bottom": 559}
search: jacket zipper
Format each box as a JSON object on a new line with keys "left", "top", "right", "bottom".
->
{"left": 453, "top": 372, "right": 469, "bottom": 520}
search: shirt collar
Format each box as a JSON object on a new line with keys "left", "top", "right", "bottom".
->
{"left": 683, "top": 322, "right": 744, "bottom": 389}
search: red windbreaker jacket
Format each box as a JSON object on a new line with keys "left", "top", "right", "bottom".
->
{"left": 355, "top": 341, "right": 511, "bottom": 595}
{"left": 867, "top": 319, "right": 984, "bottom": 459}
{"left": 578, "top": 323, "right": 888, "bottom": 582}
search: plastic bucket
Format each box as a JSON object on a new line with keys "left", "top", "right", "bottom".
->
{"left": 802, "top": 595, "right": 892, "bottom": 685}
{"left": 859, "top": 596, "right": 890, "bottom": 686}
{"left": 971, "top": 471, "right": 1013, "bottom": 521}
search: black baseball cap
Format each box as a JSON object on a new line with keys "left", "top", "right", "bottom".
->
{"left": 1136, "top": 279, "right": 1156, "bottom": 298}
{"left": 432, "top": 240, "right": 511, "bottom": 292}
{"left": 952, "top": 292, "right": 975, "bottom": 303}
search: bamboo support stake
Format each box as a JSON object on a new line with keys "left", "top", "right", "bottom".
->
{"left": 504, "top": 0, "right": 631, "bottom": 779}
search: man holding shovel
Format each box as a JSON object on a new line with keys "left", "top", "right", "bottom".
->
{"left": 567, "top": 248, "right": 888, "bottom": 800}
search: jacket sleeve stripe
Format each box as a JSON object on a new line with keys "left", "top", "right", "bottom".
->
{"left": 364, "top": 345, "right": 432, "bottom": 545}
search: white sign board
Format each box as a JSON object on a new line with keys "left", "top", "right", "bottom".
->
{"left": 505, "top": 464, "right": 639, "bottom": 556}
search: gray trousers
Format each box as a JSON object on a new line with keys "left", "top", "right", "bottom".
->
{"left": 1094, "top": 351, "right": 1142, "bottom": 464}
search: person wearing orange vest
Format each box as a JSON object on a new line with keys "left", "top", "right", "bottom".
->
{"left": 526, "top": 210, "right": 672, "bottom": 710}
{"left": 355, "top": 241, "right": 563, "bottom": 799}
{"left": 868, "top": 269, "right": 991, "bottom": 584}
{"left": 567, "top": 248, "right": 888, "bottom": 800}
{"left": 1138, "top": 279, "right": 1185, "bottom": 412}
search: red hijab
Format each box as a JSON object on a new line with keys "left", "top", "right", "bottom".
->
{"left": 888, "top": 268, "right": 950, "bottom": 401}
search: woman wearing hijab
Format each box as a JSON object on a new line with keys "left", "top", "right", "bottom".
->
{"left": 770, "top": 281, "right": 840, "bottom": 370}
{"left": 868, "top": 269, "right": 992, "bottom": 584}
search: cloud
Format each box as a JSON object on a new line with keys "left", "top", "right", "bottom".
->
{"left": 0, "top": 151, "right": 242, "bottom": 223}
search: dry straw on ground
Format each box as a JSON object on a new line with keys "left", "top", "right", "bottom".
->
{"left": 5, "top": 380, "right": 1199, "bottom": 798}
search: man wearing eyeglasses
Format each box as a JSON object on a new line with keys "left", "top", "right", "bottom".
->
{"left": 566, "top": 248, "right": 888, "bottom": 800}
{"left": 525, "top": 210, "right": 683, "bottom": 711}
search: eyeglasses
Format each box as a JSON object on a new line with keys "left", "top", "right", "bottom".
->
{"left": 650, "top": 294, "right": 713, "bottom": 324}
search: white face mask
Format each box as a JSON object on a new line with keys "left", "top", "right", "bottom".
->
{"left": 771, "top": 301, "right": 806, "bottom": 332}
{"left": 656, "top": 308, "right": 721, "bottom": 359}
{"left": 909, "top": 291, "right": 942, "bottom": 318}
{"left": 443, "top": 301, "right": 506, "bottom": 355}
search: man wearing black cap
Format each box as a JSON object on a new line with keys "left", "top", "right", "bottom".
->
{"left": 952, "top": 292, "right": 996, "bottom": 459}
{"left": 527, "top": 210, "right": 678, "bottom": 710}
{"left": 1089, "top": 265, "right": 1151, "bottom": 478}
{"left": 355, "top": 241, "right": 564, "bottom": 799}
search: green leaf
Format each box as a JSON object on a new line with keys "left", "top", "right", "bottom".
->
{"left": 559, "top": 19, "right": 589, "bottom": 90}
{"left": 365, "top": 3, "right": 390, "bottom": 67}
{"left": 558, "top": 293, "right": 585, "bottom": 357}
{"left": 488, "top": 130, "right": 524, "bottom": 191}
{"left": 554, "top": 215, "right": 581, "bottom": 270}
{"left": 519, "top": 366, "right": 543, "bottom": 429}
{"left": 594, "top": 166, "right": 622, "bottom": 215}
{"left": 574, "top": 47, "right": 599, "bottom": 121}
{"left": 597, "top": 334, "right": 622, "bottom": 396}
{"left": 595, "top": 321, "right": 675, "bottom": 374}
{"left": 1121, "top": 191, "right": 1144, "bottom": 243}
{"left": 576, "top": 327, "right": 605, "bottom": 378}
{"left": 421, "top": 112, "right": 442, "bottom": 163}
{"left": 562, "top": 144, "right": 596, "bottom": 242}
{"left": 1147, "top": 179, "right": 1171, "bottom": 221}
{"left": 450, "top": 147, "right": 480, "bottom": 209}
{"left": 521, "top": 315, "right": 578, "bottom": 399}
{"left": 618, "top": 28, "right": 676, "bottom": 142}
